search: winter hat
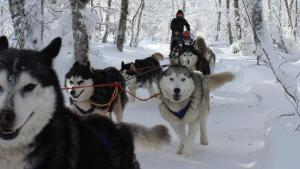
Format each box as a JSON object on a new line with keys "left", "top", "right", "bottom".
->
{"left": 176, "top": 10, "right": 184, "bottom": 17}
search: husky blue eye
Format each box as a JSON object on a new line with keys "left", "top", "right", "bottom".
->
{"left": 23, "top": 84, "right": 36, "bottom": 92}
{"left": 78, "top": 80, "right": 84, "bottom": 84}
{"left": 170, "top": 78, "right": 174, "bottom": 81}
{"left": 181, "top": 78, "right": 186, "bottom": 82}
{"left": 69, "top": 80, "right": 74, "bottom": 84}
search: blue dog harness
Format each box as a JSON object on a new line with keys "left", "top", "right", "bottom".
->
{"left": 167, "top": 101, "right": 191, "bottom": 119}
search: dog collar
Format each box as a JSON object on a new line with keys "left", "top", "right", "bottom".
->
{"left": 74, "top": 104, "right": 96, "bottom": 115}
{"left": 167, "top": 101, "right": 191, "bottom": 119}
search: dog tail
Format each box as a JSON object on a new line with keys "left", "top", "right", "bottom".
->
{"left": 119, "top": 122, "right": 171, "bottom": 149}
{"left": 151, "top": 52, "right": 164, "bottom": 61}
{"left": 206, "top": 71, "right": 234, "bottom": 91}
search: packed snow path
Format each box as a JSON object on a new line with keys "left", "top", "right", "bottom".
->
{"left": 56, "top": 41, "right": 297, "bottom": 169}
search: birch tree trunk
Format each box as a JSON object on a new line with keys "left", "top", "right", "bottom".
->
{"left": 226, "top": 0, "right": 233, "bottom": 45}
{"left": 233, "top": 0, "right": 241, "bottom": 40}
{"left": 69, "top": 0, "right": 90, "bottom": 65}
{"left": 102, "top": 0, "right": 112, "bottom": 43}
{"left": 250, "top": 0, "right": 263, "bottom": 64}
{"left": 8, "top": 0, "right": 26, "bottom": 48}
{"left": 116, "top": 0, "right": 129, "bottom": 52}
{"left": 215, "top": 0, "right": 222, "bottom": 41}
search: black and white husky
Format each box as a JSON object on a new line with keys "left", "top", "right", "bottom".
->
{"left": 0, "top": 36, "right": 170, "bottom": 169}
{"left": 120, "top": 53, "right": 163, "bottom": 102}
{"left": 179, "top": 45, "right": 211, "bottom": 75}
{"left": 158, "top": 65, "right": 234, "bottom": 156}
{"left": 65, "top": 62, "right": 127, "bottom": 123}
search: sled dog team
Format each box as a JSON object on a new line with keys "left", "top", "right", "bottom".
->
{"left": 0, "top": 35, "right": 233, "bottom": 169}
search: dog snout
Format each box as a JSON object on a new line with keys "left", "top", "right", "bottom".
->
{"left": 0, "top": 109, "right": 16, "bottom": 129}
{"left": 174, "top": 88, "right": 181, "bottom": 94}
{"left": 70, "top": 90, "right": 76, "bottom": 96}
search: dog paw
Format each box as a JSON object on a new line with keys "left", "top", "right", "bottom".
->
{"left": 201, "top": 137, "right": 209, "bottom": 145}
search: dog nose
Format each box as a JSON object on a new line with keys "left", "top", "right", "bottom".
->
{"left": 70, "top": 90, "right": 75, "bottom": 96}
{"left": 174, "top": 88, "right": 181, "bottom": 94}
{"left": 0, "top": 109, "right": 15, "bottom": 128}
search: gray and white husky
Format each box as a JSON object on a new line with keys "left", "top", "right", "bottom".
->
{"left": 158, "top": 65, "right": 234, "bottom": 156}
{"left": 0, "top": 36, "right": 170, "bottom": 169}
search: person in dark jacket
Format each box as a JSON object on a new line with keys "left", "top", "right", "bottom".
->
{"left": 170, "top": 10, "right": 190, "bottom": 51}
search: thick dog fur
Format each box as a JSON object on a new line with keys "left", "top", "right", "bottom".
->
{"left": 65, "top": 52, "right": 170, "bottom": 149}
{"left": 157, "top": 65, "right": 234, "bottom": 155}
{"left": 0, "top": 36, "right": 140, "bottom": 169}
{"left": 179, "top": 45, "right": 211, "bottom": 75}
{"left": 193, "top": 36, "right": 216, "bottom": 73}
{"left": 120, "top": 122, "right": 170, "bottom": 149}
{"left": 65, "top": 62, "right": 128, "bottom": 123}
{"left": 120, "top": 53, "right": 163, "bottom": 102}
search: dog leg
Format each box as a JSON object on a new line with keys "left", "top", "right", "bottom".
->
{"left": 151, "top": 82, "right": 160, "bottom": 95}
{"left": 113, "top": 96, "right": 124, "bottom": 123}
{"left": 170, "top": 123, "right": 186, "bottom": 154}
{"left": 200, "top": 114, "right": 209, "bottom": 145}
{"left": 128, "top": 87, "right": 136, "bottom": 102}
{"left": 183, "top": 122, "right": 199, "bottom": 155}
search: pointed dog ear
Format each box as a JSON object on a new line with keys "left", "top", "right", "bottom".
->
{"left": 121, "top": 61, "right": 125, "bottom": 69}
{"left": 130, "top": 63, "right": 136, "bottom": 72}
{"left": 0, "top": 36, "right": 9, "bottom": 51}
{"left": 40, "top": 37, "right": 62, "bottom": 66}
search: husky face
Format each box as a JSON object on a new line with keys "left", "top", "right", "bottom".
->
{"left": 159, "top": 65, "right": 195, "bottom": 102}
{"left": 0, "top": 36, "right": 62, "bottom": 148}
{"left": 179, "top": 51, "right": 198, "bottom": 69}
{"left": 65, "top": 62, "right": 95, "bottom": 102}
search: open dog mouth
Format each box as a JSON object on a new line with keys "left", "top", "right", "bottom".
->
{"left": 72, "top": 89, "right": 84, "bottom": 99}
{"left": 0, "top": 112, "right": 35, "bottom": 140}
{"left": 173, "top": 95, "right": 181, "bottom": 101}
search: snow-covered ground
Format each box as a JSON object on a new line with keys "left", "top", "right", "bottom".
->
{"left": 55, "top": 40, "right": 300, "bottom": 169}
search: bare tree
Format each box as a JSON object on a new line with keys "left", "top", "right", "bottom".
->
{"left": 26, "top": 0, "right": 45, "bottom": 49}
{"left": 284, "top": 0, "right": 294, "bottom": 28}
{"left": 9, "top": 0, "right": 44, "bottom": 49}
{"left": 226, "top": 0, "right": 233, "bottom": 45}
{"left": 215, "top": 0, "right": 222, "bottom": 41}
{"left": 183, "top": 0, "right": 186, "bottom": 13}
{"left": 134, "top": 1, "right": 145, "bottom": 47}
{"left": 102, "top": 0, "right": 112, "bottom": 43}
{"left": 295, "top": 0, "right": 298, "bottom": 40}
{"left": 249, "top": 0, "right": 263, "bottom": 64}
{"left": 116, "top": 0, "right": 129, "bottom": 52}
{"left": 8, "top": 0, "right": 26, "bottom": 48}
{"left": 130, "top": 0, "right": 144, "bottom": 47}
{"left": 233, "top": 0, "right": 241, "bottom": 40}
{"left": 69, "top": 0, "right": 90, "bottom": 65}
